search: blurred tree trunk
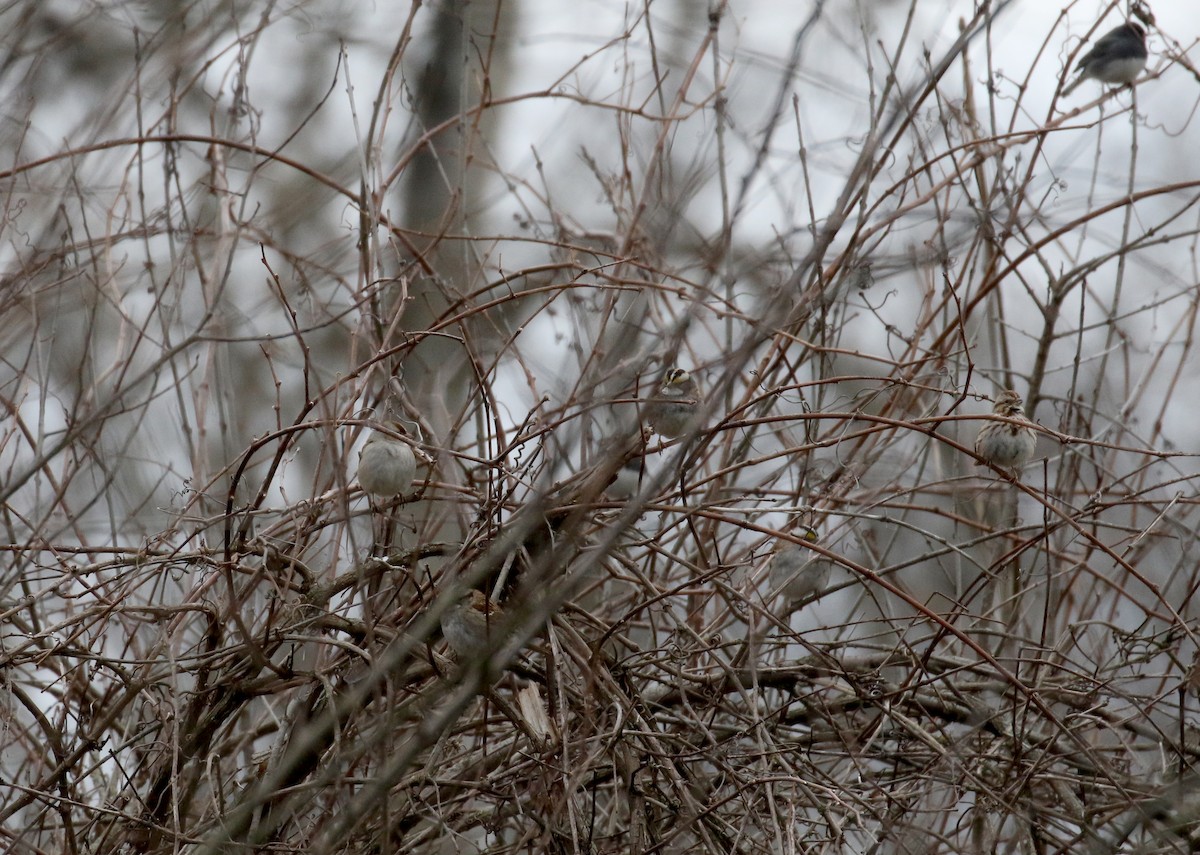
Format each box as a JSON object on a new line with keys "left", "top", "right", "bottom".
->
{"left": 393, "top": 0, "right": 516, "bottom": 423}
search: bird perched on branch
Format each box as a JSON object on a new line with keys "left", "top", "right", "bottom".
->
{"left": 974, "top": 390, "right": 1037, "bottom": 473}
{"left": 440, "top": 589, "right": 507, "bottom": 658}
{"left": 767, "top": 529, "right": 831, "bottom": 611}
{"left": 357, "top": 428, "right": 416, "bottom": 497}
{"left": 643, "top": 368, "right": 700, "bottom": 438}
{"left": 1062, "top": 22, "right": 1147, "bottom": 95}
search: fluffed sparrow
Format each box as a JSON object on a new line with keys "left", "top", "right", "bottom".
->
{"left": 440, "top": 589, "right": 506, "bottom": 658}
{"left": 768, "top": 531, "right": 831, "bottom": 609}
{"left": 974, "top": 390, "right": 1037, "bottom": 472}
{"left": 1062, "top": 22, "right": 1147, "bottom": 95}
{"left": 357, "top": 429, "right": 416, "bottom": 497}
{"left": 643, "top": 368, "right": 700, "bottom": 438}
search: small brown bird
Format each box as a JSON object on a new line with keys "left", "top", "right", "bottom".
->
{"left": 643, "top": 368, "right": 700, "bottom": 438}
{"left": 768, "top": 534, "right": 831, "bottom": 610}
{"left": 440, "top": 589, "right": 506, "bottom": 657}
{"left": 974, "top": 390, "right": 1037, "bottom": 472}
{"left": 357, "top": 429, "right": 416, "bottom": 497}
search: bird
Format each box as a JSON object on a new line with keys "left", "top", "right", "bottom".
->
{"left": 974, "top": 390, "right": 1037, "bottom": 472}
{"left": 1062, "top": 22, "right": 1147, "bottom": 95}
{"left": 440, "top": 589, "right": 507, "bottom": 658}
{"left": 643, "top": 368, "right": 700, "bottom": 438}
{"left": 767, "top": 531, "right": 831, "bottom": 610}
{"left": 356, "top": 428, "right": 416, "bottom": 497}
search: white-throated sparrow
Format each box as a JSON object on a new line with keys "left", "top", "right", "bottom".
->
{"left": 974, "top": 390, "right": 1037, "bottom": 472}
{"left": 357, "top": 428, "right": 416, "bottom": 497}
{"left": 768, "top": 531, "right": 831, "bottom": 609}
{"left": 440, "top": 589, "right": 506, "bottom": 657}
{"left": 643, "top": 368, "right": 700, "bottom": 438}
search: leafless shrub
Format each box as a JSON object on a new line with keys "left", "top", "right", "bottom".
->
{"left": 1, "top": 1, "right": 1198, "bottom": 853}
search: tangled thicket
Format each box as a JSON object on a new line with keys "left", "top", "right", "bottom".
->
{"left": 2, "top": 0, "right": 1200, "bottom": 852}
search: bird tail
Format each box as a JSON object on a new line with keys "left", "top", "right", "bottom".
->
{"left": 1061, "top": 73, "right": 1083, "bottom": 96}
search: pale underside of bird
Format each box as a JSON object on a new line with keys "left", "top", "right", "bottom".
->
{"left": 974, "top": 389, "right": 1037, "bottom": 471}
{"left": 357, "top": 430, "right": 416, "bottom": 497}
